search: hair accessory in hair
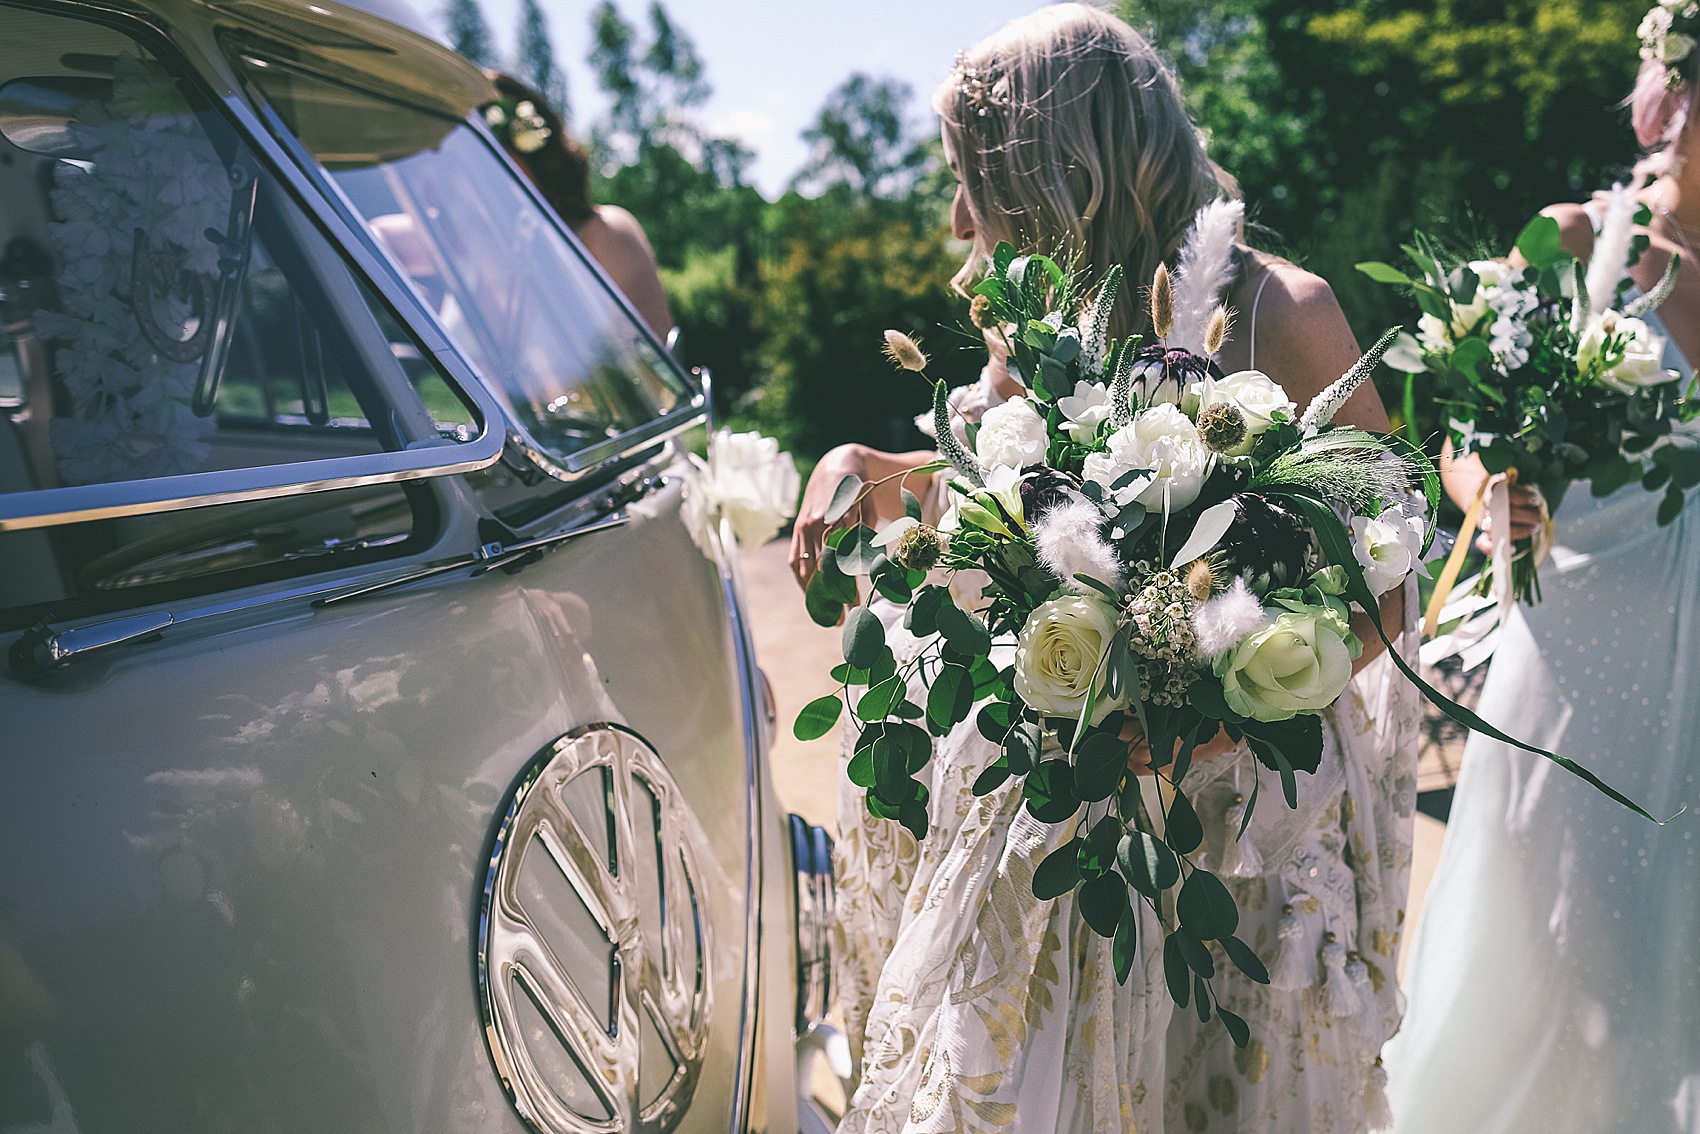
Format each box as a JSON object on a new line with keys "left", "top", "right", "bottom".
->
{"left": 484, "top": 97, "right": 552, "bottom": 154}
{"left": 1640, "top": 0, "right": 1700, "bottom": 88}
{"left": 951, "top": 52, "right": 1010, "bottom": 117}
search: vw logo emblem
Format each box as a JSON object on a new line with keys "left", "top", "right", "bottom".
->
{"left": 479, "top": 725, "right": 711, "bottom": 1133}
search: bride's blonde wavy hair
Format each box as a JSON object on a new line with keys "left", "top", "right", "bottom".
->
{"left": 935, "top": 3, "right": 1236, "bottom": 338}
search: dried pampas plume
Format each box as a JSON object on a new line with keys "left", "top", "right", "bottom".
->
{"left": 1032, "top": 500, "right": 1124, "bottom": 590}
{"left": 1192, "top": 577, "right": 1266, "bottom": 660}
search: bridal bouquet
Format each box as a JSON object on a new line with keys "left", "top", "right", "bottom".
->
{"left": 794, "top": 202, "right": 1445, "bottom": 1041}
{"left": 1361, "top": 186, "right": 1699, "bottom": 660}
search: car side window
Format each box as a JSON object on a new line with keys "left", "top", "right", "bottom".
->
{"left": 240, "top": 61, "right": 696, "bottom": 477}
{"left": 0, "top": 9, "right": 473, "bottom": 629}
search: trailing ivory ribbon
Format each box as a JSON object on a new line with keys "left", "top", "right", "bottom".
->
{"left": 1421, "top": 468, "right": 1554, "bottom": 641}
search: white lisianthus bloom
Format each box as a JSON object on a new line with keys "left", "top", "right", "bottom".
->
{"left": 1187, "top": 370, "right": 1296, "bottom": 452}
{"left": 1214, "top": 605, "right": 1360, "bottom": 722}
{"left": 955, "top": 464, "right": 1027, "bottom": 537}
{"left": 1577, "top": 312, "right": 1678, "bottom": 392}
{"left": 680, "top": 428, "right": 800, "bottom": 552}
{"left": 1082, "top": 404, "right": 1211, "bottom": 511}
{"left": 1057, "top": 380, "right": 1112, "bottom": 444}
{"left": 975, "top": 395, "right": 1049, "bottom": 469}
{"left": 1352, "top": 505, "right": 1428, "bottom": 595}
{"left": 1014, "top": 595, "right": 1131, "bottom": 725}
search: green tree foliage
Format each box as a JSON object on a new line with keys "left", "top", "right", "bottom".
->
{"left": 444, "top": 0, "right": 497, "bottom": 68}
{"left": 517, "top": 0, "right": 569, "bottom": 118}
{"left": 793, "top": 74, "right": 931, "bottom": 198}
{"left": 583, "top": 5, "right": 974, "bottom": 451}
{"left": 1125, "top": 0, "right": 1645, "bottom": 433}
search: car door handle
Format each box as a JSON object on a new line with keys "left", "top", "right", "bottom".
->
{"left": 9, "top": 611, "right": 174, "bottom": 674}
{"left": 313, "top": 512, "right": 629, "bottom": 609}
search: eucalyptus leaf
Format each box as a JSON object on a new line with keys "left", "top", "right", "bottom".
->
{"left": 1023, "top": 760, "right": 1079, "bottom": 823}
{"left": 1163, "top": 933, "right": 1191, "bottom": 1007}
{"left": 1118, "top": 831, "right": 1179, "bottom": 896}
{"left": 1218, "top": 1006, "right": 1250, "bottom": 1049}
{"left": 1222, "top": 935, "right": 1269, "bottom": 985}
{"left": 1165, "top": 789, "right": 1204, "bottom": 854}
{"left": 1078, "top": 873, "right": 1127, "bottom": 937}
{"left": 842, "top": 605, "right": 885, "bottom": 669}
{"left": 1175, "top": 926, "right": 1215, "bottom": 978}
{"left": 1177, "top": 869, "right": 1239, "bottom": 940}
{"left": 825, "top": 473, "right": 864, "bottom": 523}
{"left": 793, "top": 694, "right": 842, "bottom": 741}
{"left": 1033, "top": 840, "right": 1083, "bottom": 899}
{"left": 1113, "top": 905, "right": 1139, "bottom": 984}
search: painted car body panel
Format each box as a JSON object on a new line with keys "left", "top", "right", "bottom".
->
{"left": 0, "top": 0, "right": 803, "bottom": 1129}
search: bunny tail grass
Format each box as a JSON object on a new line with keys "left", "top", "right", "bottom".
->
{"left": 1298, "top": 327, "right": 1402, "bottom": 433}
{"left": 933, "top": 379, "right": 985, "bottom": 487}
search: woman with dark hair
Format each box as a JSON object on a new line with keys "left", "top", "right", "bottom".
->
{"left": 486, "top": 73, "right": 673, "bottom": 338}
{"left": 1388, "top": 8, "right": 1700, "bottom": 1130}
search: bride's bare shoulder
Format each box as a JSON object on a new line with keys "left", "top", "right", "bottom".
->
{"left": 1225, "top": 248, "right": 1387, "bottom": 431}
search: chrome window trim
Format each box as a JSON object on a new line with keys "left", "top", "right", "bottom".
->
{"left": 224, "top": 47, "right": 707, "bottom": 487}
{"left": 0, "top": 0, "right": 510, "bottom": 532}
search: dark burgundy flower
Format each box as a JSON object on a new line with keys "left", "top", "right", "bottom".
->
{"left": 1215, "top": 492, "right": 1313, "bottom": 592}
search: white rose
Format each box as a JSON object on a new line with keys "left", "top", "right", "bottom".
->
{"left": 1057, "top": 380, "right": 1112, "bottom": 444}
{"left": 1577, "top": 312, "right": 1678, "bottom": 392}
{"left": 1215, "top": 605, "right": 1359, "bottom": 722}
{"left": 1187, "top": 369, "right": 1297, "bottom": 441}
{"left": 682, "top": 428, "right": 800, "bottom": 550}
{"left": 976, "top": 395, "right": 1049, "bottom": 469}
{"left": 1014, "top": 595, "right": 1131, "bottom": 725}
{"left": 1352, "top": 505, "right": 1427, "bottom": 595}
{"left": 1082, "top": 404, "right": 1211, "bottom": 512}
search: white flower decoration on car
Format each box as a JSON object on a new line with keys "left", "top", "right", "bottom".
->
{"left": 1082, "top": 403, "right": 1211, "bottom": 511}
{"left": 680, "top": 427, "right": 800, "bottom": 553}
{"left": 1352, "top": 505, "right": 1428, "bottom": 595}
{"left": 974, "top": 395, "right": 1049, "bottom": 469}
{"left": 1056, "top": 380, "right": 1112, "bottom": 444}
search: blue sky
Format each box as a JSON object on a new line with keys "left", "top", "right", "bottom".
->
{"left": 461, "top": 0, "right": 1048, "bottom": 196}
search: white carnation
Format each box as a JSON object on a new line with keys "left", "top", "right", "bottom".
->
{"left": 1082, "top": 404, "right": 1211, "bottom": 512}
{"left": 975, "top": 395, "right": 1049, "bottom": 469}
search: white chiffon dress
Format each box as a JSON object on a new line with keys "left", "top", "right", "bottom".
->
{"left": 831, "top": 370, "right": 1422, "bottom": 1134}
{"left": 1387, "top": 303, "right": 1700, "bottom": 1133}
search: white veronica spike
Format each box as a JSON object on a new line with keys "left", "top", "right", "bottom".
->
{"left": 1586, "top": 185, "right": 1636, "bottom": 317}
{"left": 1170, "top": 198, "right": 1244, "bottom": 356}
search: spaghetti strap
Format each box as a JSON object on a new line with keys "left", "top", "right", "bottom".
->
{"left": 1247, "top": 265, "right": 1278, "bottom": 371}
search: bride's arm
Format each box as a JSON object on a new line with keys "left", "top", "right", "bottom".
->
{"left": 1246, "top": 266, "right": 1405, "bottom": 671}
{"left": 790, "top": 443, "right": 940, "bottom": 589}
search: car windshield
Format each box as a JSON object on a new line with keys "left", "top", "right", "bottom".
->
{"left": 241, "top": 59, "right": 695, "bottom": 469}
